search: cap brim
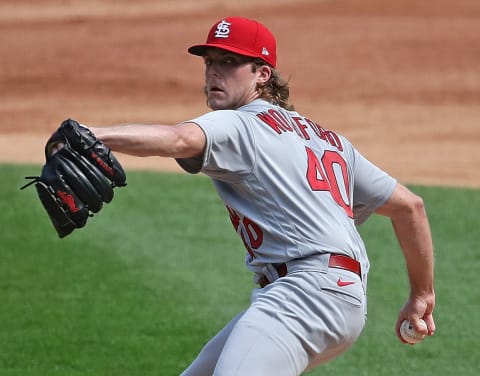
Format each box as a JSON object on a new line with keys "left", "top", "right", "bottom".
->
{"left": 188, "top": 43, "right": 260, "bottom": 59}
{"left": 187, "top": 44, "right": 208, "bottom": 56}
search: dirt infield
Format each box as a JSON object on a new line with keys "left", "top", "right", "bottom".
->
{"left": 1, "top": 0, "right": 479, "bottom": 188}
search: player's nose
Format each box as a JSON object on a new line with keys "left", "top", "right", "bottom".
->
{"left": 205, "top": 63, "right": 221, "bottom": 78}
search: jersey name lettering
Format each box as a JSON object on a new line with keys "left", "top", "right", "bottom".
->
{"left": 257, "top": 109, "right": 343, "bottom": 151}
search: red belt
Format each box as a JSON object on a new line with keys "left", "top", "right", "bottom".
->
{"left": 259, "top": 254, "right": 361, "bottom": 288}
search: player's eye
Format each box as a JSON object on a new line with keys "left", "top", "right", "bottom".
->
{"left": 225, "top": 56, "right": 253, "bottom": 67}
{"left": 222, "top": 57, "right": 235, "bottom": 65}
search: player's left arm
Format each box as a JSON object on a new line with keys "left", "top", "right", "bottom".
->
{"left": 375, "top": 183, "right": 436, "bottom": 342}
{"left": 90, "top": 122, "right": 206, "bottom": 159}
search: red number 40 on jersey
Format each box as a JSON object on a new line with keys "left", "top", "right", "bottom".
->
{"left": 305, "top": 146, "right": 353, "bottom": 218}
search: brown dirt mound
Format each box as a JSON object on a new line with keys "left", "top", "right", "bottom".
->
{"left": 1, "top": 0, "right": 479, "bottom": 188}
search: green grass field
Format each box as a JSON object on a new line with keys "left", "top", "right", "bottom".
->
{"left": 1, "top": 164, "right": 479, "bottom": 375}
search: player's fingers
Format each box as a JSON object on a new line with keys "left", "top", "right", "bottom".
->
{"left": 410, "top": 317, "right": 428, "bottom": 335}
{"left": 423, "top": 314, "right": 436, "bottom": 336}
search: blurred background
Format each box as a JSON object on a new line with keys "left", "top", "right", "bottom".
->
{"left": 1, "top": 2, "right": 479, "bottom": 375}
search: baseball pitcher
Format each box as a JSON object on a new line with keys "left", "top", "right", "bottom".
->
{"left": 39, "top": 17, "right": 436, "bottom": 375}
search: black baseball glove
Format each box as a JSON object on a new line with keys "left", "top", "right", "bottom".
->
{"left": 21, "top": 119, "right": 127, "bottom": 238}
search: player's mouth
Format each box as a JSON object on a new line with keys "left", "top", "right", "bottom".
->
{"left": 208, "top": 85, "right": 224, "bottom": 94}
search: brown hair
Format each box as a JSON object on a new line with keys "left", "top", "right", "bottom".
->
{"left": 252, "top": 58, "right": 294, "bottom": 111}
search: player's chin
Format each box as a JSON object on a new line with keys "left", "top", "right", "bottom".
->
{"left": 207, "top": 93, "right": 230, "bottom": 110}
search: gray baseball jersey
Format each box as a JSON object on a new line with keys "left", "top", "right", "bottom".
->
{"left": 176, "top": 99, "right": 396, "bottom": 277}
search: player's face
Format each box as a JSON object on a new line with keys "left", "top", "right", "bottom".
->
{"left": 203, "top": 49, "right": 270, "bottom": 110}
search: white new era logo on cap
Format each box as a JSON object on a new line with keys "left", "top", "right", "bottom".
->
{"left": 262, "top": 47, "right": 269, "bottom": 56}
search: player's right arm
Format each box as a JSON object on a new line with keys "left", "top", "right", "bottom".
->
{"left": 375, "top": 183, "right": 436, "bottom": 343}
{"left": 90, "top": 122, "right": 206, "bottom": 159}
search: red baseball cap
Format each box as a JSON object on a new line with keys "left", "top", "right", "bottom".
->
{"left": 188, "top": 17, "right": 277, "bottom": 68}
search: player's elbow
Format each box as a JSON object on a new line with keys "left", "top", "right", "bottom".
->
{"left": 394, "top": 190, "right": 427, "bottom": 222}
{"left": 376, "top": 184, "right": 427, "bottom": 220}
{"left": 410, "top": 193, "right": 426, "bottom": 213}
{"left": 168, "top": 123, "right": 206, "bottom": 158}
{"left": 404, "top": 193, "right": 427, "bottom": 219}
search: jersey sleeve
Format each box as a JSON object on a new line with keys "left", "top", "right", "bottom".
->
{"left": 175, "top": 110, "right": 256, "bottom": 180}
{"left": 345, "top": 139, "right": 397, "bottom": 225}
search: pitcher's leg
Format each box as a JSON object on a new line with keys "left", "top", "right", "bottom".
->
{"left": 213, "top": 308, "right": 309, "bottom": 376}
{"left": 181, "top": 312, "right": 244, "bottom": 376}
{"left": 213, "top": 270, "right": 366, "bottom": 375}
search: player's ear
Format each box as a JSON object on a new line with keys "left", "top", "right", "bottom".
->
{"left": 256, "top": 64, "right": 272, "bottom": 85}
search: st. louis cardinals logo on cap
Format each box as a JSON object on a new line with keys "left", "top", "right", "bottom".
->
{"left": 214, "top": 20, "right": 231, "bottom": 38}
{"left": 187, "top": 16, "right": 278, "bottom": 68}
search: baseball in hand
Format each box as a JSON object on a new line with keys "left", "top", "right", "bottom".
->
{"left": 400, "top": 319, "right": 427, "bottom": 344}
